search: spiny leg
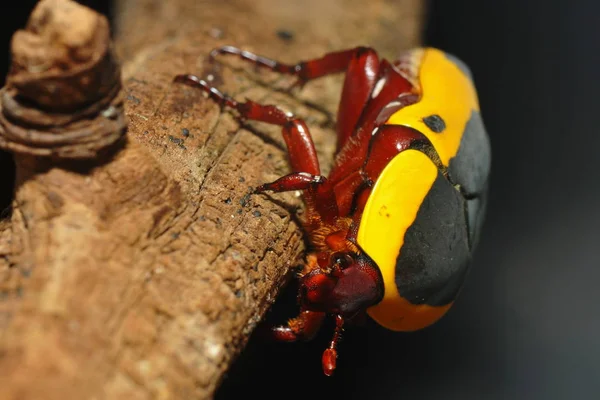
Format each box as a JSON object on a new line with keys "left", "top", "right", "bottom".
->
{"left": 203, "top": 47, "right": 393, "bottom": 221}
{"left": 173, "top": 74, "right": 339, "bottom": 223}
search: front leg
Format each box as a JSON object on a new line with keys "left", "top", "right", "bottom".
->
{"left": 268, "top": 310, "right": 344, "bottom": 377}
{"left": 322, "top": 314, "right": 345, "bottom": 376}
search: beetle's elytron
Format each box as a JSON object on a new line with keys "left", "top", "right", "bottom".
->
{"left": 174, "top": 46, "right": 491, "bottom": 376}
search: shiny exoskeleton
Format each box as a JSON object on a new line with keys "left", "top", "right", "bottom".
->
{"left": 174, "top": 46, "right": 491, "bottom": 376}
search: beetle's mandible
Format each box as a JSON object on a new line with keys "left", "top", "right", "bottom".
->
{"left": 174, "top": 45, "right": 491, "bottom": 376}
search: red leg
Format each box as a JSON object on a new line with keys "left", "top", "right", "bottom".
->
{"left": 269, "top": 310, "right": 326, "bottom": 342}
{"left": 255, "top": 172, "right": 326, "bottom": 193}
{"left": 269, "top": 309, "right": 345, "bottom": 377}
{"left": 327, "top": 61, "right": 418, "bottom": 186}
{"left": 174, "top": 74, "right": 319, "bottom": 175}
{"left": 209, "top": 45, "right": 370, "bottom": 87}
{"left": 335, "top": 48, "right": 380, "bottom": 151}
{"left": 322, "top": 314, "right": 344, "bottom": 376}
{"left": 209, "top": 46, "right": 383, "bottom": 150}
{"left": 174, "top": 74, "right": 340, "bottom": 223}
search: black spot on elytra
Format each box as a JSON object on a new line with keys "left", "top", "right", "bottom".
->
{"left": 423, "top": 114, "right": 446, "bottom": 133}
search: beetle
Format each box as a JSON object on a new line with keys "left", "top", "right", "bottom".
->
{"left": 174, "top": 45, "right": 491, "bottom": 376}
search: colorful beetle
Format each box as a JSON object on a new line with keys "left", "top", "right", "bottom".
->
{"left": 174, "top": 45, "right": 491, "bottom": 376}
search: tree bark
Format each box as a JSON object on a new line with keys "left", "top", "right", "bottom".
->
{"left": 0, "top": 0, "right": 423, "bottom": 399}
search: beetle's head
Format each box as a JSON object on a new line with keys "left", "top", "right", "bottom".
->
{"left": 299, "top": 250, "right": 383, "bottom": 317}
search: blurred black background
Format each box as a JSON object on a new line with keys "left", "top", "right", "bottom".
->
{"left": 1, "top": 1, "right": 598, "bottom": 399}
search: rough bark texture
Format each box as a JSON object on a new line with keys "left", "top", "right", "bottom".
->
{"left": 0, "top": 0, "right": 423, "bottom": 399}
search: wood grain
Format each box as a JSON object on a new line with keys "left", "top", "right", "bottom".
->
{"left": 0, "top": 0, "right": 424, "bottom": 398}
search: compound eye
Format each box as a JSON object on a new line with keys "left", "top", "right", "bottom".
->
{"left": 332, "top": 252, "right": 354, "bottom": 269}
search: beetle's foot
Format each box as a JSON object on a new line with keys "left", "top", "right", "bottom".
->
{"left": 322, "top": 314, "right": 345, "bottom": 376}
{"left": 254, "top": 172, "right": 326, "bottom": 194}
{"left": 260, "top": 310, "right": 326, "bottom": 342}
{"left": 322, "top": 348, "right": 338, "bottom": 376}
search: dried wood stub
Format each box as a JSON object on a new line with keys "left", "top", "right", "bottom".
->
{"left": 0, "top": 0, "right": 125, "bottom": 158}
{"left": 0, "top": 0, "right": 424, "bottom": 399}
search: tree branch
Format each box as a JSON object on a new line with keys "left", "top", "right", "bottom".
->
{"left": 0, "top": 0, "right": 424, "bottom": 398}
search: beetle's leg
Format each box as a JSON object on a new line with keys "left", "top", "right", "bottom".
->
{"left": 174, "top": 74, "right": 339, "bottom": 223}
{"left": 255, "top": 172, "right": 326, "bottom": 193}
{"left": 335, "top": 48, "right": 381, "bottom": 151}
{"left": 322, "top": 314, "right": 344, "bottom": 376}
{"left": 269, "top": 310, "right": 326, "bottom": 342}
{"left": 209, "top": 46, "right": 382, "bottom": 151}
{"left": 327, "top": 61, "right": 418, "bottom": 184}
{"left": 209, "top": 46, "right": 372, "bottom": 88}
{"left": 175, "top": 74, "right": 320, "bottom": 174}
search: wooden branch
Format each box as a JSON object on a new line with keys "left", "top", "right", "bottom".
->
{"left": 0, "top": 0, "right": 424, "bottom": 398}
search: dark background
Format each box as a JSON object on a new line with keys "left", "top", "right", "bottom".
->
{"left": 1, "top": 1, "right": 598, "bottom": 399}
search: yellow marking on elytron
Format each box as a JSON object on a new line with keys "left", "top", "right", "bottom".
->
{"left": 358, "top": 150, "right": 451, "bottom": 331}
{"left": 386, "top": 48, "right": 480, "bottom": 166}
